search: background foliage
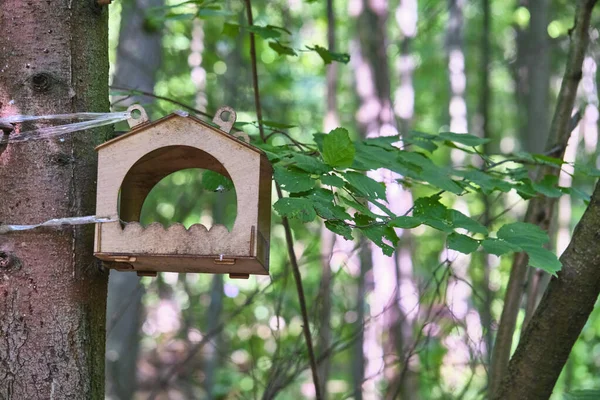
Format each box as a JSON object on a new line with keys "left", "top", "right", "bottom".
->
{"left": 105, "top": 1, "right": 600, "bottom": 399}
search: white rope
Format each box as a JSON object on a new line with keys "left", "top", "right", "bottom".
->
{"left": 0, "top": 111, "right": 130, "bottom": 143}
{"left": 0, "top": 216, "right": 116, "bottom": 234}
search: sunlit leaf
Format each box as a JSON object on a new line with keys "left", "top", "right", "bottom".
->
{"left": 322, "top": 128, "right": 355, "bottom": 167}
{"left": 274, "top": 165, "right": 316, "bottom": 193}
{"left": 307, "top": 45, "right": 350, "bottom": 64}
{"left": 447, "top": 233, "right": 480, "bottom": 254}
{"left": 273, "top": 198, "right": 316, "bottom": 222}
{"left": 438, "top": 132, "right": 490, "bottom": 147}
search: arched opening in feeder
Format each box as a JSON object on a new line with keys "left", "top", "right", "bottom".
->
{"left": 139, "top": 168, "right": 237, "bottom": 231}
{"left": 117, "top": 145, "right": 238, "bottom": 232}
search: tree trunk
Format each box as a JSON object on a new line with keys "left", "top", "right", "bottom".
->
{"left": 478, "top": 0, "right": 494, "bottom": 365}
{"left": 492, "top": 1, "right": 599, "bottom": 398}
{"left": 317, "top": 0, "right": 338, "bottom": 397}
{"left": 521, "top": 0, "right": 551, "bottom": 330}
{"left": 0, "top": 2, "right": 110, "bottom": 399}
{"left": 106, "top": 1, "right": 163, "bottom": 398}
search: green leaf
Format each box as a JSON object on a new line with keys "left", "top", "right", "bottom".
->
{"left": 438, "top": 132, "right": 490, "bottom": 147}
{"left": 481, "top": 238, "right": 521, "bottom": 256}
{"left": 273, "top": 198, "right": 316, "bottom": 222}
{"left": 532, "top": 154, "right": 565, "bottom": 167}
{"left": 495, "top": 222, "right": 561, "bottom": 274}
{"left": 268, "top": 41, "right": 297, "bottom": 56}
{"left": 338, "top": 196, "right": 380, "bottom": 219}
{"left": 246, "top": 24, "right": 287, "bottom": 39}
{"left": 398, "top": 152, "right": 463, "bottom": 194}
{"left": 287, "top": 153, "right": 331, "bottom": 174}
{"left": 320, "top": 174, "right": 345, "bottom": 187}
{"left": 447, "top": 233, "right": 480, "bottom": 254}
{"left": 307, "top": 45, "right": 350, "bottom": 64}
{"left": 343, "top": 171, "right": 387, "bottom": 200}
{"left": 405, "top": 131, "right": 439, "bottom": 152}
{"left": 274, "top": 165, "right": 316, "bottom": 193}
{"left": 390, "top": 216, "right": 422, "bottom": 229}
{"left": 497, "top": 222, "right": 549, "bottom": 248}
{"left": 356, "top": 215, "right": 398, "bottom": 256}
{"left": 412, "top": 196, "right": 454, "bottom": 233}
{"left": 532, "top": 175, "right": 563, "bottom": 198}
{"left": 525, "top": 246, "right": 562, "bottom": 275}
{"left": 363, "top": 135, "right": 400, "bottom": 149}
{"left": 202, "top": 171, "right": 234, "bottom": 192}
{"left": 457, "top": 169, "right": 513, "bottom": 194}
{"left": 322, "top": 128, "right": 356, "bottom": 167}
{"left": 449, "top": 210, "right": 488, "bottom": 235}
{"left": 564, "top": 390, "right": 600, "bottom": 400}
{"left": 325, "top": 220, "right": 353, "bottom": 240}
{"left": 222, "top": 22, "right": 240, "bottom": 37}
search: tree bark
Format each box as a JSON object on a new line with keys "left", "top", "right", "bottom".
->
{"left": 0, "top": 2, "right": 109, "bottom": 399}
{"left": 495, "top": 178, "right": 600, "bottom": 399}
{"left": 492, "top": 1, "right": 599, "bottom": 398}
{"left": 106, "top": 1, "right": 163, "bottom": 398}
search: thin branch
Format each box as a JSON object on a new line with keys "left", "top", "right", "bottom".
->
{"left": 242, "top": 1, "right": 322, "bottom": 398}
{"left": 243, "top": 0, "right": 267, "bottom": 143}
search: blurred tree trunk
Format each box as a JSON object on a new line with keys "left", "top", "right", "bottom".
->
{"left": 477, "top": 0, "right": 494, "bottom": 364}
{"left": 387, "top": 1, "right": 419, "bottom": 399}
{"left": 489, "top": 0, "right": 552, "bottom": 394}
{"left": 317, "top": 0, "right": 338, "bottom": 397}
{"left": 106, "top": 1, "right": 163, "bottom": 399}
{"left": 0, "top": 2, "right": 110, "bottom": 399}
{"left": 202, "top": 272, "right": 224, "bottom": 398}
{"left": 447, "top": 0, "right": 468, "bottom": 134}
{"left": 521, "top": 0, "right": 551, "bottom": 329}
{"left": 522, "top": 0, "right": 551, "bottom": 154}
{"left": 352, "top": 1, "right": 417, "bottom": 397}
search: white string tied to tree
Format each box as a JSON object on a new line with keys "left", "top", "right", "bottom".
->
{"left": 0, "top": 111, "right": 131, "bottom": 143}
{"left": 0, "top": 111, "right": 131, "bottom": 233}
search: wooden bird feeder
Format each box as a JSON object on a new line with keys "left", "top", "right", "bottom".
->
{"left": 93, "top": 105, "right": 272, "bottom": 279}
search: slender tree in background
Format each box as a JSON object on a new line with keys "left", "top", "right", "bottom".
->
{"left": 388, "top": 1, "right": 419, "bottom": 398}
{"left": 477, "top": 0, "right": 494, "bottom": 364}
{"left": 489, "top": 0, "right": 563, "bottom": 394}
{"left": 0, "top": 2, "right": 110, "bottom": 398}
{"left": 522, "top": 0, "right": 552, "bottom": 329}
{"left": 106, "top": 1, "right": 163, "bottom": 399}
{"left": 351, "top": 1, "right": 403, "bottom": 397}
{"left": 317, "top": 0, "right": 338, "bottom": 396}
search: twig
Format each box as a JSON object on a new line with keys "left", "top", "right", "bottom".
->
{"left": 110, "top": 85, "right": 212, "bottom": 118}
{"left": 243, "top": 0, "right": 321, "bottom": 398}
{"left": 244, "top": 0, "right": 267, "bottom": 143}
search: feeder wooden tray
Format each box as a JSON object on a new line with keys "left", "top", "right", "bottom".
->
{"left": 93, "top": 105, "right": 272, "bottom": 278}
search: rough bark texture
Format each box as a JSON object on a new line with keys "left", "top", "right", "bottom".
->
{"left": 0, "top": 2, "right": 109, "bottom": 399}
{"left": 492, "top": 1, "right": 599, "bottom": 398}
{"left": 106, "top": 1, "right": 163, "bottom": 398}
{"left": 495, "top": 178, "right": 600, "bottom": 399}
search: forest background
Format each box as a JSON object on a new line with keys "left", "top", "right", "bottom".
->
{"left": 3, "top": 0, "right": 599, "bottom": 399}
{"left": 106, "top": 0, "right": 600, "bottom": 399}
